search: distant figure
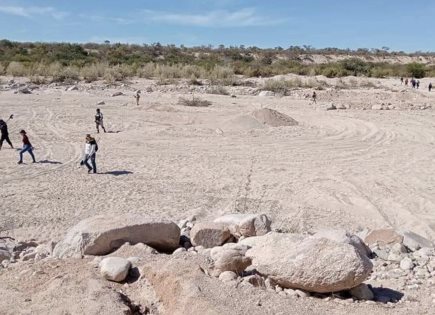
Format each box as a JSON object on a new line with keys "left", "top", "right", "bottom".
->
{"left": 18, "top": 130, "right": 36, "bottom": 164}
{"left": 134, "top": 90, "right": 141, "bottom": 106}
{"left": 0, "top": 119, "right": 13, "bottom": 150}
{"left": 411, "top": 79, "right": 416, "bottom": 88}
{"left": 416, "top": 80, "right": 420, "bottom": 89}
{"left": 429, "top": 83, "right": 433, "bottom": 92}
{"left": 81, "top": 134, "right": 98, "bottom": 174}
{"left": 405, "top": 78, "right": 409, "bottom": 86}
{"left": 400, "top": 77, "right": 404, "bottom": 85}
{"left": 312, "top": 91, "right": 317, "bottom": 104}
{"left": 95, "top": 108, "right": 106, "bottom": 133}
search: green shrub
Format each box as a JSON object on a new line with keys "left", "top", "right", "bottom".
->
{"left": 407, "top": 63, "right": 425, "bottom": 78}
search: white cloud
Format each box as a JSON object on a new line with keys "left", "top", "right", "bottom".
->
{"left": 141, "top": 8, "right": 284, "bottom": 27}
{"left": 0, "top": 5, "right": 67, "bottom": 19}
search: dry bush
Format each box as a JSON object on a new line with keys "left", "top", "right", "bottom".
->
{"left": 189, "top": 77, "right": 203, "bottom": 86}
{"left": 178, "top": 96, "right": 212, "bottom": 107}
{"left": 0, "top": 63, "right": 6, "bottom": 75}
{"left": 207, "top": 86, "right": 229, "bottom": 95}
{"left": 29, "top": 76, "right": 47, "bottom": 84}
{"left": 138, "top": 63, "right": 156, "bottom": 79}
{"left": 52, "top": 66, "right": 80, "bottom": 83}
{"left": 156, "top": 78, "right": 177, "bottom": 85}
{"left": 6, "top": 62, "right": 28, "bottom": 76}
{"left": 81, "top": 63, "right": 106, "bottom": 82}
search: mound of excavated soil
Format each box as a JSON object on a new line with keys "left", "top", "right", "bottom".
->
{"left": 222, "top": 114, "right": 265, "bottom": 131}
{"left": 252, "top": 108, "right": 298, "bottom": 127}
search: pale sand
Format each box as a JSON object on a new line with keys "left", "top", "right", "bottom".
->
{"left": 1, "top": 75, "right": 435, "bottom": 313}
{"left": 1, "top": 75, "right": 435, "bottom": 243}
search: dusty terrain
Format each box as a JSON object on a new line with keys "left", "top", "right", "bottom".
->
{"left": 1, "top": 74, "right": 435, "bottom": 314}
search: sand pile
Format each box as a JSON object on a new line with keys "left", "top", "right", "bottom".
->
{"left": 252, "top": 108, "right": 298, "bottom": 127}
{"left": 223, "top": 108, "right": 298, "bottom": 131}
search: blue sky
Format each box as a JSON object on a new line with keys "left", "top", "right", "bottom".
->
{"left": 0, "top": 0, "right": 434, "bottom": 51}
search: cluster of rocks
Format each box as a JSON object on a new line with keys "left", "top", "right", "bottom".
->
{"left": 3, "top": 214, "right": 435, "bottom": 307}
{"left": 325, "top": 103, "right": 350, "bottom": 110}
{"left": 0, "top": 80, "right": 39, "bottom": 94}
{"left": 0, "top": 237, "right": 54, "bottom": 268}
{"left": 362, "top": 229, "right": 435, "bottom": 296}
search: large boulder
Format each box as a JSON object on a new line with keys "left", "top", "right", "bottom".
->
{"left": 312, "top": 229, "right": 372, "bottom": 258}
{"left": 53, "top": 215, "right": 180, "bottom": 258}
{"left": 364, "top": 229, "right": 403, "bottom": 246}
{"left": 241, "top": 232, "right": 373, "bottom": 293}
{"left": 190, "top": 222, "right": 231, "bottom": 248}
{"left": 99, "top": 257, "right": 131, "bottom": 282}
{"left": 213, "top": 213, "right": 272, "bottom": 238}
{"left": 210, "top": 243, "right": 252, "bottom": 275}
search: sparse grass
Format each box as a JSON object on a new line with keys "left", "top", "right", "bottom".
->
{"left": 178, "top": 96, "right": 212, "bottom": 107}
{"left": 207, "top": 86, "right": 230, "bottom": 95}
{"left": 262, "top": 78, "right": 328, "bottom": 95}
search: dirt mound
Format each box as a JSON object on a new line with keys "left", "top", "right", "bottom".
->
{"left": 252, "top": 108, "right": 298, "bottom": 127}
{"left": 222, "top": 115, "right": 265, "bottom": 131}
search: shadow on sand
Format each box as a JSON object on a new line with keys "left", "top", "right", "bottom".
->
{"left": 103, "top": 170, "right": 133, "bottom": 176}
{"left": 38, "top": 160, "right": 62, "bottom": 165}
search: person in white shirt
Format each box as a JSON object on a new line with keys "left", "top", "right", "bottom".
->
{"left": 95, "top": 108, "right": 106, "bottom": 133}
{"left": 81, "top": 134, "right": 98, "bottom": 173}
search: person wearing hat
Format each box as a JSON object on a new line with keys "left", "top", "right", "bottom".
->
{"left": 81, "top": 134, "right": 98, "bottom": 173}
{"left": 18, "top": 130, "right": 36, "bottom": 164}
{"left": 95, "top": 108, "right": 106, "bottom": 134}
{"left": 0, "top": 119, "right": 13, "bottom": 150}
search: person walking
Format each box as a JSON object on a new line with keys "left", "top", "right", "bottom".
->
{"left": 18, "top": 130, "right": 36, "bottom": 164}
{"left": 416, "top": 80, "right": 420, "bottom": 89}
{"left": 400, "top": 77, "right": 404, "bottom": 85}
{"left": 95, "top": 108, "right": 106, "bottom": 133}
{"left": 312, "top": 91, "right": 317, "bottom": 104}
{"left": 0, "top": 119, "right": 13, "bottom": 150}
{"left": 134, "top": 90, "right": 141, "bottom": 106}
{"left": 405, "top": 78, "right": 409, "bottom": 86}
{"left": 81, "top": 134, "right": 98, "bottom": 174}
{"left": 429, "top": 82, "right": 433, "bottom": 92}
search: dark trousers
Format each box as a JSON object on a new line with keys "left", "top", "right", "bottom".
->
{"left": 84, "top": 154, "right": 97, "bottom": 173}
{"left": 0, "top": 133, "right": 13, "bottom": 149}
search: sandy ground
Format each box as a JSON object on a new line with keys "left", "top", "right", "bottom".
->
{"left": 1, "top": 75, "right": 435, "bottom": 313}
{"left": 1, "top": 75, "right": 435, "bottom": 243}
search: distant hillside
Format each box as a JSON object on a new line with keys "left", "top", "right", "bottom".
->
{"left": 1, "top": 39, "right": 434, "bottom": 82}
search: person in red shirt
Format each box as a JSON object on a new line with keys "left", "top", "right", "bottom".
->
{"left": 18, "top": 130, "right": 36, "bottom": 164}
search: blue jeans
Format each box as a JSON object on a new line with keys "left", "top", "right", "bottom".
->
{"left": 19, "top": 145, "right": 36, "bottom": 163}
{"left": 84, "top": 154, "right": 97, "bottom": 173}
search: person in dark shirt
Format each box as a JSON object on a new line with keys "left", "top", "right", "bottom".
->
{"left": 18, "top": 130, "right": 36, "bottom": 164}
{"left": 0, "top": 119, "right": 13, "bottom": 150}
{"left": 95, "top": 109, "right": 106, "bottom": 133}
{"left": 429, "top": 83, "right": 433, "bottom": 92}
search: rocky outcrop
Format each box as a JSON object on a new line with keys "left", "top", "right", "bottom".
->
{"left": 53, "top": 215, "right": 180, "bottom": 258}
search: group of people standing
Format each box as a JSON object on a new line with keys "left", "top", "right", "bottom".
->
{"left": 0, "top": 108, "right": 107, "bottom": 174}
{"left": 401, "top": 77, "right": 432, "bottom": 91}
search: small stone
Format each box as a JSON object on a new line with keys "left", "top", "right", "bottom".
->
{"left": 349, "top": 284, "right": 374, "bottom": 300}
{"left": 294, "top": 289, "right": 310, "bottom": 298}
{"left": 244, "top": 275, "right": 266, "bottom": 289}
{"left": 173, "top": 247, "right": 187, "bottom": 255}
{"left": 99, "top": 257, "right": 131, "bottom": 282}
{"left": 219, "top": 271, "right": 237, "bottom": 282}
{"left": 111, "top": 91, "right": 124, "bottom": 97}
{"left": 400, "top": 257, "right": 414, "bottom": 270}
{"left": 97, "top": 101, "right": 105, "bottom": 105}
